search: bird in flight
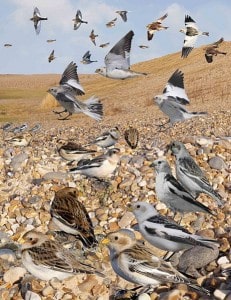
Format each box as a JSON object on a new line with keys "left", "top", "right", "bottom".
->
{"left": 116, "top": 10, "right": 128, "bottom": 22}
{"left": 72, "top": 10, "right": 88, "bottom": 30}
{"left": 180, "top": 15, "right": 209, "bottom": 58}
{"left": 81, "top": 51, "right": 97, "bottom": 64}
{"left": 30, "top": 7, "right": 48, "bottom": 35}
{"left": 48, "top": 49, "right": 56, "bottom": 63}
{"left": 203, "top": 38, "right": 226, "bottom": 63}
{"left": 146, "top": 13, "right": 168, "bottom": 41}
{"left": 89, "top": 29, "right": 98, "bottom": 46}
{"left": 106, "top": 18, "right": 117, "bottom": 28}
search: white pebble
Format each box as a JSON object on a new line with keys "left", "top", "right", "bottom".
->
{"left": 137, "top": 293, "right": 151, "bottom": 300}
{"left": 3, "top": 266, "right": 27, "bottom": 284}
{"left": 25, "top": 291, "right": 42, "bottom": 300}
{"left": 217, "top": 256, "right": 230, "bottom": 265}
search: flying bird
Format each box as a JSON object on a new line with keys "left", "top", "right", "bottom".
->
{"left": 139, "top": 45, "right": 149, "bottom": 49}
{"left": 81, "top": 51, "right": 98, "bottom": 64}
{"left": 146, "top": 13, "right": 168, "bottom": 41}
{"left": 47, "top": 39, "right": 56, "bottom": 43}
{"left": 50, "top": 187, "right": 97, "bottom": 248}
{"left": 180, "top": 15, "right": 209, "bottom": 58}
{"left": 48, "top": 49, "right": 55, "bottom": 63}
{"left": 30, "top": 7, "right": 48, "bottom": 35}
{"left": 95, "top": 31, "right": 147, "bottom": 79}
{"left": 116, "top": 10, "right": 128, "bottom": 22}
{"left": 154, "top": 70, "right": 207, "bottom": 125}
{"left": 99, "top": 42, "right": 110, "bottom": 48}
{"left": 204, "top": 38, "right": 226, "bottom": 63}
{"left": 170, "top": 141, "right": 224, "bottom": 207}
{"left": 89, "top": 29, "right": 98, "bottom": 46}
{"left": 106, "top": 18, "right": 117, "bottom": 28}
{"left": 48, "top": 62, "right": 103, "bottom": 121}
{"left": 19, "top": 230, "right": 103, "bottom": 281}
{"left": 4, "top": 43, "right": 12, "bottom": 47}
{"left": 72, "top": 10, "right": 88, "bottom": 30}
{"left": 102, "top": 229, "right": 210, "bottom": 295}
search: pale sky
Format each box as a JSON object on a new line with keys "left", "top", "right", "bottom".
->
{"left": 1, "top": 0, "right": 231, "bottom": 74}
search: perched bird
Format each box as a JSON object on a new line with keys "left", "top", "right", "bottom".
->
{"left": 146, "top": 13, "right": 168, "bottom": 41}
{"left": 30, "top": 7, "right": 48, "bottom": 35}
{"left": 46, "top": 39, "right": 56, "bottom": 43}
{"left": 58, "top": 141, "right": 96, "bottom": 163}
{"left": 102, "top": 229, "right": 210, "bottom": 295}
{"left": 81, "top": 51, "right": 98, "bottom": 64}
{"left": 139, "top": 45, "right": 149, "bottom": 49}
{"left": 204, "top": 38, "right": 226, "bottom": 63}
{"left": 170, "top": 141, "right": 224, "bottom": 207}
{"left": 89, "top": 29, "right": 98, "bottom": 46}
{"left": 99, "top": 42, "right": 110, "bottom": 48}
{"left": 85, "top": 127, "right": 120, "bottom": 148}
{"left": 6, "top": 134, "right": 32, "bottom": 147}
{"left": 72, "top": 9, "right": 88, "bottom": 30}
{"left": 1, "top": 122, "right": 12, "bottom": 131}
{"left": 95, "top": 31, "right": 147, "bottom": 79}
{"left": 106, "top": 17, "right": 117, "bottom": 28}
{"left": 29, "top": 123, "right": 41, "bottom": 133}
{"left": 48, "top": 49, "right": 55, "bottom": 63}
{"left": 48, "top": 62, "right": 103, "bottom": 121}
{"left": 19, "top": 230, "right": 103, "bottom": 281}
{"left": 131, "top": 201, "right": 218, "bottom": 252}
{"left": 151, "top": 159, "right": 214, "bottom": 215}
{"left": 50, "top": 187, "right": 97, "bottom": 248}
{"left": 180, "top": 15, "right": 209, "bottom": 58}
{"left": 69, "top": 148, "right": 120, "bottom": 179}
{"left": 4, "top": 43, "right": 12, "bottom": 47}
{"left": 154, "top": 70, "right": 207, "bottom": 125}
{"left": 124, "top": 126, "right": 139, "bottom": 149}
{"left": 116, "top": 10, "right": 128, "bottom": 22}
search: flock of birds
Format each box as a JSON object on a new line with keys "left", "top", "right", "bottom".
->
{"left": 1, "top": 4, "right": 230, "bottom": 300}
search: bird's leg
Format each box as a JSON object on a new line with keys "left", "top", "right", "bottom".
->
{"left": 58, "top": 112, "right": 72, "bottom": 120}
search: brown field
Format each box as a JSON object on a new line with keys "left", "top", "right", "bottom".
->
{"left": 0, "top": 42, "right": 230, "bottom": 131}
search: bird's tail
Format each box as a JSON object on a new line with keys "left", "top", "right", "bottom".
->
{"left": 83, "top": 96, "right": 103, "bottom": 121}
{"left": 187, "top": 282, "right": 211, "bottom": 296}
{"left": 202, "top": 32, "right": 209, "bottom": 36}
{"left": 218, "top": 51, "right": 227, "bottom": 55}
{"left": 41, "top": 17, "right": 48, "bottom": 20}
{"left": 203, "top": 186, "right": 224, "bottom": 207}
{"left": 191, "top": 111, "right": 208, "bottom": 116}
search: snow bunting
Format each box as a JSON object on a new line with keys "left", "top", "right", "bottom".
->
{"left": 48, "top": 49, "right": 55, "bottom": 63}
{"left": 180, "top": 15, "right": 209, "bottom": 58}
{"left": 146, "top": 13, "right": 168, "bottom": 41}
{"left": 30, "top": 7, "right": 47, "bottom": 35}
{"left": 106, "top": 18, "right": 117, "bottom": 28}
{"left": 69, "top": 148, "right": 120, "bottom": 179}
{"left": 85, "top": 127, "right": 120, "bottom": 148}
{"left": 204, "top": 38, "right": 226, "bottom": 63}
{"left": 99, "top": 42, "right": 110, "bottom": 48}
{"left": 48, "top": 62, "right": 103, "bottom": 121}
{"left": 131, "top": 201, "right": 218, "bottom": 252}
{"left": 19, "top": 230, "right": 103, "bottom": 280}
{"left": 151, "top": 159, "right": 214, "bottom": 215}
{"left": 95, "top": 31, "right": 147, "bottom": 79}
{"left": 72, "top": 10, "right": 88, "bottom": 30}
{"left": 170, "top": 141, "right": 224, "bottom": 206}
{"left": 116, "top": 11, "right": 128, "bottom": 22}
{"left": 81, "top": 51, "right": 97, "bottom": 64}
{"left": 102, "top": 229, "right": 210, "bottom": 295}
{"left": 50, "top": 187, "right": 97, "bottom": 248}
{"left": 89, "top": 29, "right": 98, "bottom": 46}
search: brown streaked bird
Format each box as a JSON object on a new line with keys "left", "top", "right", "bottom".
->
{"left": 115, "top": 10, "right": 128, "bottom": 22}
{"left": 203, "top": 37, "right": 226, "bottom": 63}
{"left": 180, "top": 15, "right": 209, "bottom": 58}
{"left": 48, "top": 49, "right": 55, "bottom": 63}
{"left": 47, "top": 39, "right": 56, "bottom": 43}
{"left": 30, "top": 7, "right": 48, "bottom": 35}
{"left": 146, "top": 13, "right": 168, "bottom": 41}
{"left": 99, "top": 42, "right": 110, "bottom": 48}
{"left": 89, "top": 29, "right": 98, "bottom": 46}
{"left": 4, "top": 43, "right": 12, "bottom": 47}
{"left": 72, "top": 9, "right": 88, "bottom": 30}
{"left": 106, "top": 17, "right": 117, "bottom": 28}
{"left": 50, "top": 187, "right": 97, "bottom": 248}
{"left": 124, "top": 126, "right": 139, "bottom": 149}
{"left": 58, "top": 141, "right": 96, "bottom": 164}
{"left": 19, "top": 230, "right": 103, "bottom": 281}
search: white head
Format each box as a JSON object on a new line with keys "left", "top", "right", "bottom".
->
{"left": 95, "top": 67, "right": 107, "bottom": 76}
{"left": 103, "top": 229, "right": 136, "bottom": 253}
{"left": 150, "top": 159, "right": 172, "bottom": 174}
{"left": 131, "top": 201, "right": 158, "bottom": 223}
{"left": 20, "top": 230, "right": 48, "bottom": 250}
{"left": 170, "top": 141, "right": 186, "bottom": 157}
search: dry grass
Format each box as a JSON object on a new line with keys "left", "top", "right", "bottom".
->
{"left": 40, "top": 93, "right": 59, "bottom": 110}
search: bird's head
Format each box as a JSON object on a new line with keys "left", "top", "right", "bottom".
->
{"left": 95, "top": 67, "right": 106, "bottom": 76}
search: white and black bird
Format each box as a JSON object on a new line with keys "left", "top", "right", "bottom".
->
{"left": 85, "top": 127, "right": 120, "bottom": 148}
{"left": 69, "top": 148, "right": 120, "bottom": 179}
{"left": 72, "top": 10, "right": 88, "bottom": 30}
{"left": 180, "top": 15, "right": 209, "bottom": 58}
{"left": 48, "top": 62, "right": 103, "bottom": 121}
{"left": 154, "top": 70, "right": 207, "bottom": 125}
{"left": 170, "top": 141, "right": 224, "bottom": 207}
{"left": 81, "top": 51, "right": 97, "bottom": 64}
{"left": 30, "top": 7, "right": 47, "bottom": 35}
{"left": 106, "top": 17, "right": 117, "bottom": 28}
{"left": 48, "top": 49, "right": 55, "bottom": 63}
{"left": 204, "top": 38, "right": 227, "bottom": 63}
{"left": 102, "top": 229, "right": 210, "bottom": 296}
{"left": 95, "top": 31, "right": 147, "bottom": 79}
{"left": 151, "top": 159, "right": 214, "bottom": 215}
{"left": 116, "top": 11, "right": 128, "bottom": 22}
{"left": 146, "top": 13, "right": 168, "bottom": 41}
{"left": 131, "top": 201, "right": 218, "bottom": 252}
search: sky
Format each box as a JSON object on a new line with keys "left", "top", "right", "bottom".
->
{"left": 1, "top": 0, "right": 231, "bottom": 74}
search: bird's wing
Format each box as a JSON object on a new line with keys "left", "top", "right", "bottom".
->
{"left": 83, "top": 51, "right": 91, "bottom": 60}
{"left": 34, "top": 7, "right": 41, "bottom": 17}
{"left": 60, "top": 62, "right": 85, "bottom": 95}
{"left": 163, "top": 70, "right": 190, "bottom": 105}
{"left": 181, "top": 34, "right": 198, "bottom": 58}
{"left": 157, "top": 13, "right": 168, "bottom": 23}
{"left": 185, "top": 15, "right": 198, "bottom": 30}
{"left": 178, "top": 157, "right": 208, "bottom": 181}
{"left": 76, "top": 155, "right": 106, "bottom": 170}
{"left": 76, "top": 9, "right": 82, "bottom": 20}
{"left": 105, "top": 31, "right": 134, "bottom": 71}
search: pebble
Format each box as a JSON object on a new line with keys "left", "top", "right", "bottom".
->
{"left": 209, "top": 156, "right": 227, "bottom": 170}
{"left": 3, "top": 266, "right": 27, "bottom": 284}
{"left": 25, "top": 291, "right": 42, "bottom": 300}
{"left": 0, "top": 249, "right": 16, "bottom": 262}
{"left": 43, "top": 171, "right": 68, "bottom": 180}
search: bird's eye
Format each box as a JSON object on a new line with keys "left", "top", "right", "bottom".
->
{"left": 114, "top": 236, "right": 118, "bottom": 241}
{"left": 137, "top": 205, "right": 140, "bottom": 209}
{"left": 158, "top": 161, "right": 161, "bottom": 164}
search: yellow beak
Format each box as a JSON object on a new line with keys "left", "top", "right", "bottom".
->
{"left": 100, "top": 237, "right": 110, "bottom": 245}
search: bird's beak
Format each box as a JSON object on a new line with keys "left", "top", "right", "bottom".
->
{"left": 101, "top": 237, "right": 110, "bottom": 245}
{"left": 149, "top": 162, "right": 155, "bottom": 168}
{"left": 127, "top": 203, "right": 133, "bottom": 212}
